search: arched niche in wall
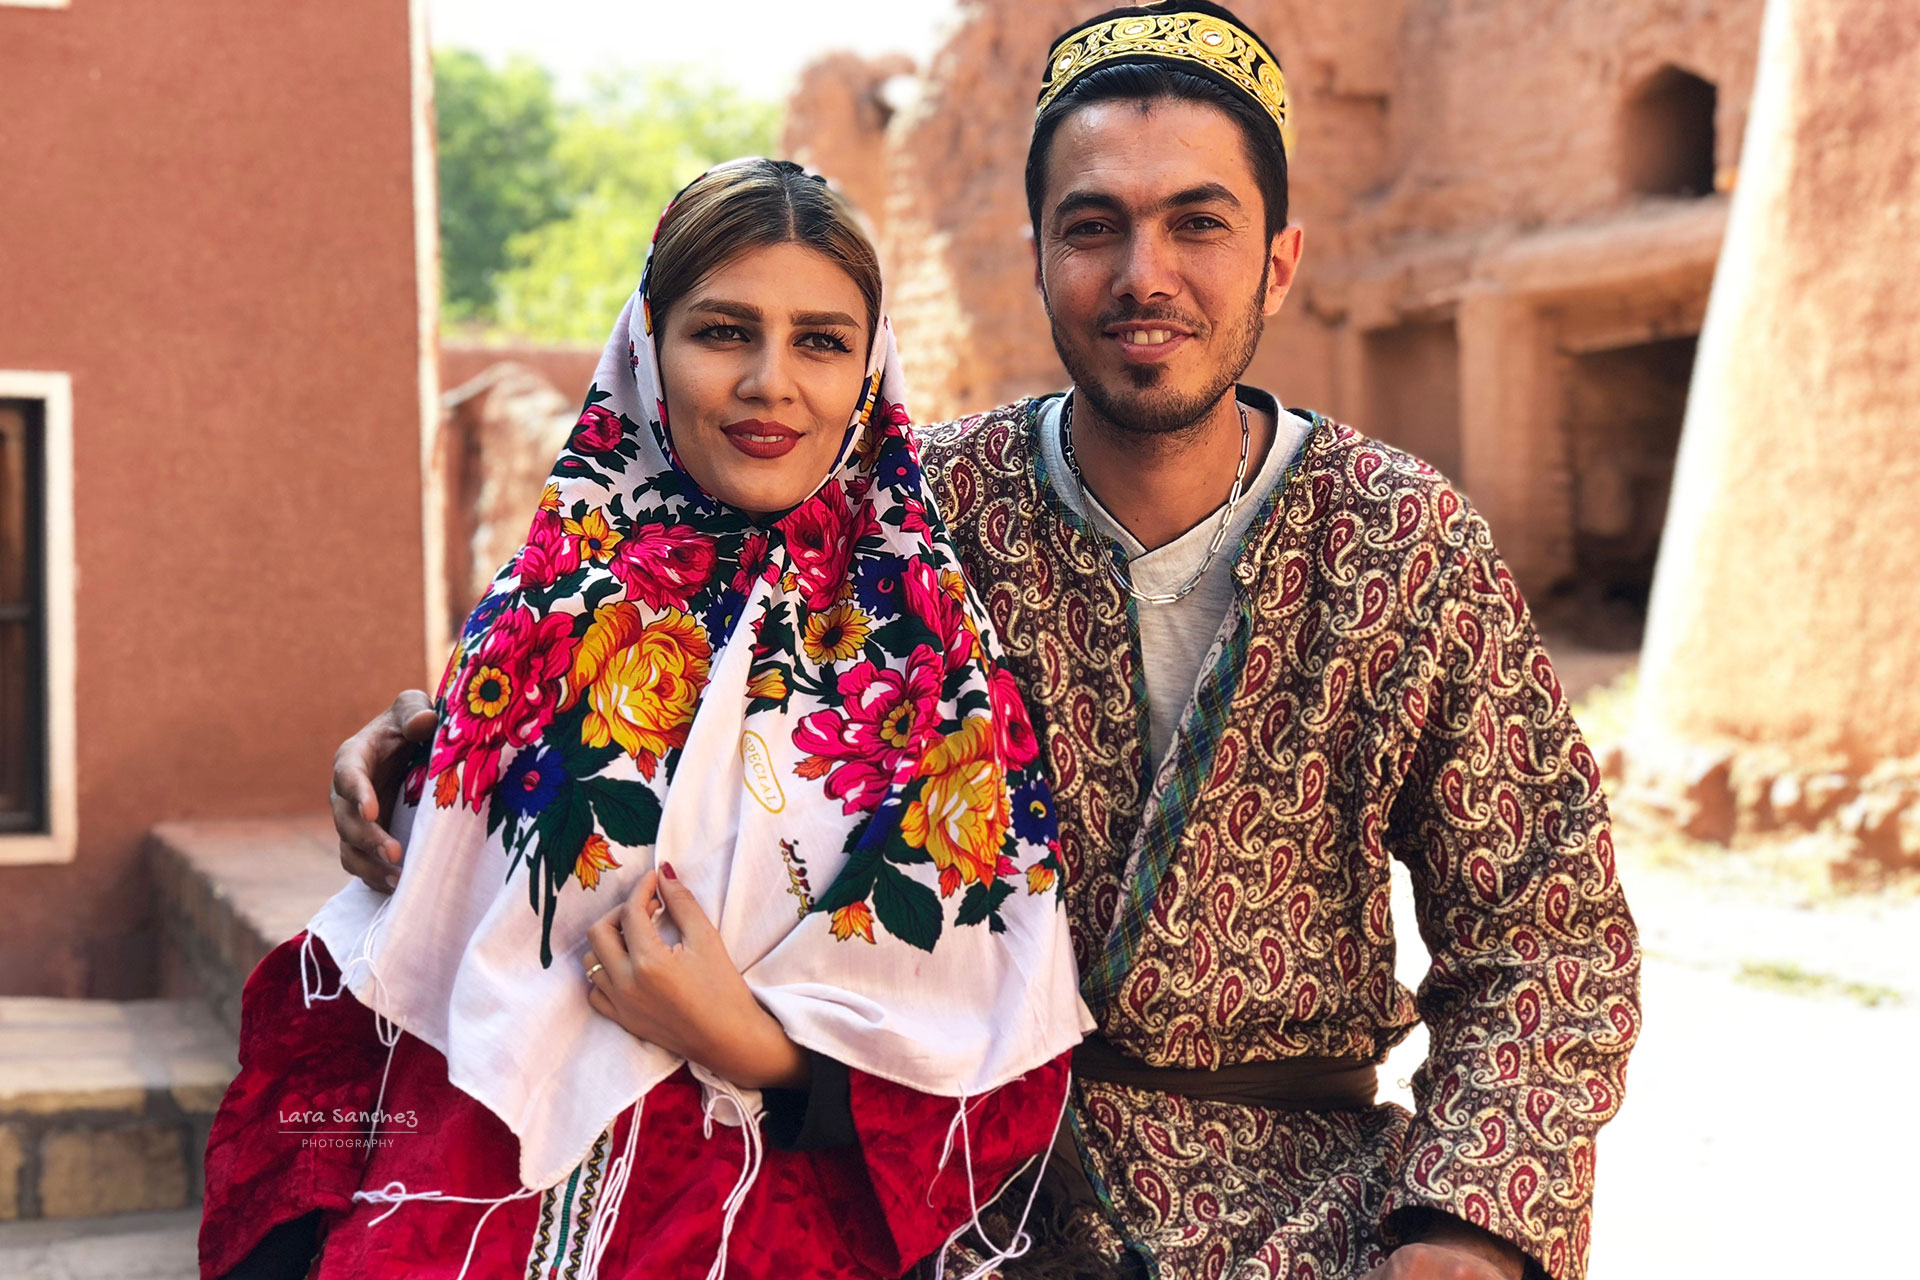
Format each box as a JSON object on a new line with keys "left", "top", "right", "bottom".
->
{"left": 1620, "top": 65, "right": 1718, "bottom": 199}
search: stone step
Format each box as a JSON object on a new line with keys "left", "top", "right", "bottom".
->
{"left": 0, "top": 1208, "right": 199, "bottom": 1280}
{"left": 0, "top": 999, "right": 234, "bottom": 1222}
{"left": 148, "top": 817, "right": 349, "bottom": 1034}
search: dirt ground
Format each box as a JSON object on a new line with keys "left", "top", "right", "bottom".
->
{"left": 1383, "top": 663, "right": 1920, "bottom": 1277}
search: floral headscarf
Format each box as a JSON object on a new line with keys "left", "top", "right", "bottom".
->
{"left": 308, "top": 161, "right": 1090, "bottom": 1191}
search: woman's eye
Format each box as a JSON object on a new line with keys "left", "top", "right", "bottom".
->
{"left": 694, "top": 323, "right": 748, "bottom": 343}
{"left": 798, "top": 332, "right": 854, "bottom": 354}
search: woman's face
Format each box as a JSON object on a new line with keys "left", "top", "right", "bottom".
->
{"left": 655, "top": 241, "right": 871, "bottom": 516}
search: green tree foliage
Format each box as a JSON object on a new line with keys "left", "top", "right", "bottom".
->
{"left": 494, "top": 72, "right": 780, "bottom": 341}
{"left": 435, "top": 50, "right": 566, "bottom": 324}
{"left": 434, "top": 51, "right": 780, "bottom": 340}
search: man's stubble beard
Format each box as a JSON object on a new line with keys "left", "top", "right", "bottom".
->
{"left": 1044, "top": 262, "right": 1268, "bottom": 441}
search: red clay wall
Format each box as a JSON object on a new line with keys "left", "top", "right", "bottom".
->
{"left": 0, "top": 0, "right": 430, "bottom": 996}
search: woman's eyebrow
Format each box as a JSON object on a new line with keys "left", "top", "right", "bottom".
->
{"left": 791, "top": 310, "right": 858, "bottom": 328}
{"left": 688, "top": 298, "right": 761, "bottom": 321}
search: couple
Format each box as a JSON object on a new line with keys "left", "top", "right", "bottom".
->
{"left": 203, "top": 5, "right": 1640, "bottom": 1280}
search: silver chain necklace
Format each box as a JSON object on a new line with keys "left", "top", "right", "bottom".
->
{"left": 1059, "top": 390, "right": 1252, "bottom": 606}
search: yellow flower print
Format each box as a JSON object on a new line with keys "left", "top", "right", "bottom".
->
{"left": 435, "top": 639, "right": 465, "bottom": 703}
{"left": 879, "top": 701, "right": 918, "bottom": 751}
{"left": 936, "top": 569, "right": 984, "bottom": 661}
{"left": 900, "top": 717, "right": 1010, "bottom": 896}
{"left": 538, "top": 483, "right": 562, "bottom": 512}
{"left": 1026, "top": 863, "right": 1057, "bottom": 895}
{"left": 563, "top": 508, "right": 624, "bottom": 565}
{"left": 567, "top": 603, "right": 712, "bottom": 779}
{"left": 466, "top": 664, "right": 513, "bottom": 719}
{"left": 573, "top": 833, "right": 621, "bottom": 890}
{"left": 852, "top": 420, "right": 884, "bottom": 469}
{"left": 830, "top": 901, "right": 876, "bottom": 943}
{"left": 747, "top": 667, "right": 789, "bottom": 701}
{"left": 803, "top": 602, "right": 872, "bottom": 665}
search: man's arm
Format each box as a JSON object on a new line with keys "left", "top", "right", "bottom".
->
{"left": 330, "top": 690, "right": 437, "bottom": 892}
{"left": 1374, "top": 512, "right": 1641, "bottom": 1280}
{"left": 1375, "top": 1210, "right": 1529, "bottom": 1279}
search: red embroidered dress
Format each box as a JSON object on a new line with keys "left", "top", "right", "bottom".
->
{"left": 201, "top": 933, "right": 1065, "bottom": 1280}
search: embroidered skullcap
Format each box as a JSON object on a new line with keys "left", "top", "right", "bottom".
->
{"left": 1036, "top": 1, "right": 1292, "bottom": 156}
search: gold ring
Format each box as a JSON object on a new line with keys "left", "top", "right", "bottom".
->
{"left": 585, "top": 961, "right": 604, "bottom": 982}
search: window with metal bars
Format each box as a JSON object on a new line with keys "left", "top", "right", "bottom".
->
{"left": 0, "top": 398, "right": 48, "bottom": 833}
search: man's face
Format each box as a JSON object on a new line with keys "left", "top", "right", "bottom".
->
{"left": 1036, "top": 97, "right": 1300, "bottom": 435}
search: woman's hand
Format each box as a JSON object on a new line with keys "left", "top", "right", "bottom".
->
{"left": 584, "top": 864, "right": 810, "bottom": 1091}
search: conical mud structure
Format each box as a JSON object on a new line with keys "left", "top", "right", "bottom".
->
{"left": 1632, "top": 0, "right": 1920, "bottom": 867}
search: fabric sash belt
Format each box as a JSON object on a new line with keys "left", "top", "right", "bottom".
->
{"left": 1071, "top": 1035, "right": 1379, "bottom": 1112}
{"left": 1038, "top": 1037, "right": 1381, "bottom": 1214}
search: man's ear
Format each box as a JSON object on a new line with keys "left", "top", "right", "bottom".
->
{"left": 1263, "top": 223, "right": 1305, "bottom": 317}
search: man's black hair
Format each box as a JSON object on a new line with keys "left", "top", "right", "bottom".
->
{"left": 1024, "top": 1, "right": 1290, "bottom": 243}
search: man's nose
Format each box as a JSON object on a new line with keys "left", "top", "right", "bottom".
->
{"left": 1110, "top": 230, "right": 1179, "bottom": 305}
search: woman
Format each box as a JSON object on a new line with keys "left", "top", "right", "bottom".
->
{"left": 199, "top": 159, "right": 1090, "bottom": 1280}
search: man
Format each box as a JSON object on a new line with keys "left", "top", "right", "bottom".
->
{"left": 334, "top": 5, "right": 1637, "bottom": 1278}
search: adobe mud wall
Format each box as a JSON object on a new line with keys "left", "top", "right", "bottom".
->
{"left": 783, "top": 0, "right": 1767, "bottom": 598}
{"left": 0, "top": 0, "right": 430, "bottom": 995}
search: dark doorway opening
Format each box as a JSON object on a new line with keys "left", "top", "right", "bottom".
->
{"left": 1621, "top": 66, "right": 1718, "bottom": 198}
{"left": 0, "top": 398, "right": 48, "bottom": 834}
{"left": 1547, "top": 334, "right": 1697, "bottom": 650}
{"left": 1362, "top": 319, "right": 1463, "bottom": 481}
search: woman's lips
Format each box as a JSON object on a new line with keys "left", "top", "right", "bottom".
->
{"left": 722, "top": 419, "right": 801, "bottom": 459}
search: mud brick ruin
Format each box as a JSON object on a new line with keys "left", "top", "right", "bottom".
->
{"left": 782, "top": 0, "right": 1919, "bottom": 870}
{"left": 786, "top": 0, "right": 1765, "bottom": 630}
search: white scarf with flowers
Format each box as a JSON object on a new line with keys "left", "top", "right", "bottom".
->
{"left": 308, "top": 166, "right": 1089, "bottom": 1191}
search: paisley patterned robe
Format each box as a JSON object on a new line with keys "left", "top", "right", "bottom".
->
{"left": 917, "top": 400, "right": 1640, "bottom": 1280}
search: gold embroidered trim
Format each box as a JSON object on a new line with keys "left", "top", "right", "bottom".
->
{"left": 1036, "top": 11, "right": 1292, "bottom": 155}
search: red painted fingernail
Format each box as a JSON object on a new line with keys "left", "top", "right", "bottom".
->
{"left": 660, "top": 862, "right": 677, "bottom": 881}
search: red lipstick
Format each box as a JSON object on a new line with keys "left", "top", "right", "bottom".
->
{"left": 721, "top": 418, "right": 801, "bottom": 460}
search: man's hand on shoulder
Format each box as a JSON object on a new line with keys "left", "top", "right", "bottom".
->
{"left": 331, "top": 690, "right": 437, "bottom": 893}
{"left": 1366, "top": 1214, "right": 1528, "bottom": 1280}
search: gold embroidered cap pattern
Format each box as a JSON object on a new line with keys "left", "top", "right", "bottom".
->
{"left": 1036, "top": 12, "right": 1293, "bottom": 155}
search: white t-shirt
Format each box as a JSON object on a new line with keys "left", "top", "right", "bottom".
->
{"left": 1036, "top": 390, "right": 1313, "bottom": 769}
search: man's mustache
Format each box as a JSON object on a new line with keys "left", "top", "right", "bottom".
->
{"left": 1093, "top": 306, "right": 1208, "bottom": 335}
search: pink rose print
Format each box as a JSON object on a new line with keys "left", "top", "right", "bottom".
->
{"left": 571, "top": 404, "right": 623, "bottom": 454}
{"left": 904, "top": 559, "right": 974, "bottom": 672}
{"left": 989, "top": 666, "right": 1040, "bottom": 769}
{"left": 793, "top": 644, "right": 944, "bottom": 814}
{"left": 517, "top": 508, "right": 584, "bottom": 588}
{"left": 432, "top": 605, "right": 576, "bottom": 807}
{"left": 610, "top": 524, "right": 717, "bottom": 611}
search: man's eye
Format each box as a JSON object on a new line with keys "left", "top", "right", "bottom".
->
{"left": 1066, "top": 220, "right": 1113, "bottom": 237}
{"left": 1184, "top": 215, "right": 1227, "bottom": 231}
